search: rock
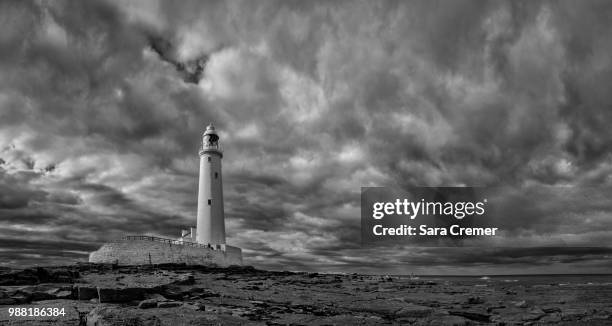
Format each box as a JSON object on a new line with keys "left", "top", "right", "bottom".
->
{"left": 31, "top": 291, "right": 55, "bottom": 301}
{"left": 10, "top": 294, "right": 31, "bottom": 304}
{"left": 159, "top": 286, "right": 184, "bottom": 300}
{"left": 97, "top": 287, "right": 146, "bottom": 303}
{"left": 0, "top": 298, "right": 17, "bottom": 305}
{"left": 542, "top": 306, "right": 562, "bottom": 313}
{"left": 225, "top": 265, "right": 257, "bottom": 274}
{"left": 77, "top": 285, "right": 98, "bottom": 300}
{"left": 467, "top": 296, "right": 485, "bottom": 304}
{"left": 514, "top": 300, "right": 528, "bottom": 308}
{"left": 173, "top": 273, "right": 195, "bottom": 285}
{"left": 203, "top": 305, "right": 244, "bottom": 315}
{"left": 45, "top": 288, "right": 61, "bottom": 295}
{"left": 157, "top": 301, "right": 182, "bottom": 308}
{"left": 561, "top": 308, "right": 587, "bottom": 321}
{"left": 522, "top": 308, "right": 546, "bottom": 321}
{"left": 86, "top": 304, "right": 245, "bottom": 326}
{"left": 434, "top": 315, "right": 470, "bottom": 326}
{"left": 145, "top": 293, "right": 168, "bottom": 301}
{"left": 539, "top": 314, "right": 562, "bottom": 323}
{"left": 53, "top": 290, "right": 73, "bottom": 299}
{"left": 2, "top": 263, "right": 608, "bottom": 325}
{"left": 346, "top": 300, "right": 405, "bottom": 316}
{"left": 86, "top": 306, "right": 153, "bottom": 326}
{"left": 486, "top": 304, "right": 506, "bottom": 312}
{"left": 448, "top": 310, "right": 490, "bottom": 322}
{"left": 0, "top": 267, "right": 79, "bottom": 285}
{"left": 50, "top": 269, "right": 78, "bottom": 282}
{"left": 117, "top": 268, "right": 135, "bottom": 274}
{"left": 183, "top": 302, "right": 205, "bottom": 311}
{"left": 22, "top": 287, "right": 62, "bottom": 301}
{"left": 25, "top": 268, "right": 46, "bottom": 283}
{"left": 588, "top": 309, "right": 612, "bottom": 321}
{"left": 395, "top": 304, "right": 433, "bottom": 318}
{"left": 137, "top": 298, "right": 158, "bottom": 309}
{"left": 195, "top": 289, "right": 220, "bottom": 298}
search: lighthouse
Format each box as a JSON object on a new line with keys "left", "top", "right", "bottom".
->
{"left": 89, "top": 123, "right": 242, "bottom": 266}
{"left": 196, "top": 124, "right": 226, "bottom": 245}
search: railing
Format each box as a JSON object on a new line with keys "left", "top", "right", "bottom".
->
{"left": 200, "top": 144, "right": 223, "bottom": 151}
{"left": 121, "top": 235, "right": 223, "bottom": 250}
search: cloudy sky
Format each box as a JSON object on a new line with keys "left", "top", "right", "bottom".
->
{"left": 1, "top": 0, "right": 612, "bottom": 274}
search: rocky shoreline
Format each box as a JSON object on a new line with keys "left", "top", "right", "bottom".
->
{"left": 0, "top": 264, "right": 611, "bottom": 325}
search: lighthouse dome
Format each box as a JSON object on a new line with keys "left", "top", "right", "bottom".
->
{"left": 203, "top": 124, "right": 219, "bottom": 142}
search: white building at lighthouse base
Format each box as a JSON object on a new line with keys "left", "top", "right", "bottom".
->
{"left": 89, "top": 235, "right": 242, "bottom": 267}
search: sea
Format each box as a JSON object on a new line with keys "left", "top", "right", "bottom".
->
{"left": 405, "top": 274, "right": 612, "bottom": 287}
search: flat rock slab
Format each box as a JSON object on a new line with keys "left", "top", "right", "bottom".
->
{"left": 272, "top": 313, "right": 389, "bottom": 326}
{"left": 97, "top": 287, "right": 146, "bottom": 303}
{"left": 156, "top": 301, "right": 182, "bottom": 308}
{"left": 81, "top": 270, "right": 188, "bottom": 288}
{"left": 86, "top": 305, "right": 253, "bottom": 326}
{"left": 395, "top": 304, "right": 434, "bottom": 318}
{"left": 448, "top": 310, "right": 490, "bottom": 322}
{"left": 137, "top": 298, "right": 158, "bottom": 309}
{"left": 76, "top": 285, "right": 98, "bottom": 300}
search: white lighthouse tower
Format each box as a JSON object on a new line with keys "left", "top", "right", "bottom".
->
{"left": 196, "top": 123, "right": 226, "bottom": 245}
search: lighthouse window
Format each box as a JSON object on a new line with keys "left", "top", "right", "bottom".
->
{"left": 208, "top": 199, "right": 212, "bottom": 205}
{"left": 214, "top": 172, "right": 218, "bottom": 179}
{"left": 207, "top": 157, "right": 211, "bottom": 162}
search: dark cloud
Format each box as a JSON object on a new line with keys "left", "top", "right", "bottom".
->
{"left": 147, "top": 34, "right": 213, "bottom": 84}
{"left": 1, "top": 0, "right": 612, "bottom": 274}
{"left": 0, "top": 169, "right": 47, "bottom": 209}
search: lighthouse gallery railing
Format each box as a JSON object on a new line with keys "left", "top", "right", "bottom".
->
{"left": 121, "top": 235, "right": 223, "bottom": 250}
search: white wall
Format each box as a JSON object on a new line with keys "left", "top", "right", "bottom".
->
{"left": 89, "top": 240, "right": 242, "bottom": 267}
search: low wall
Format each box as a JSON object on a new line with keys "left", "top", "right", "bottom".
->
{"left": 89, "top": 239, "right": 242, "bottom": 267}
{"left": 222, "top": 244, "right": 243, "bottom": 266}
